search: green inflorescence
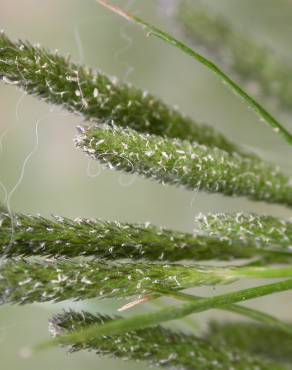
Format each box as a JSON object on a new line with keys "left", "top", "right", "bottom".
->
{"left": 0, "top": 258, "right": 231, "bottom": 304}
{"left": 2, "top": 210, "right": 292, "bottom": 262}
{"left": 49, "top": 310, "right": 282, "bottom": 370}
{"left": 196, "top": 213, "right": 292, "bottom": 250}
{"left": 0, "top": 258, "right": 202, "bottom": 304}
{"left": 1, "top": 3, "right": 292, "bottom": 369}
{"left": 0, "top": 31, "right": 243, "bottom": 154}
{"left": 2, "top": 257, "right": 292, "bottom": 305}
{"left": 76, "top": 124, "right": 292, "bottom": 207}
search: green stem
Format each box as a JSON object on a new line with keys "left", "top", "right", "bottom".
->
{"left": 43, "top": 279, "right": 292, "bottom": 349}
{"left": 144, "top": 291, "right": 292, "bottom": 337}
{"left": 96, "top": 0, "right": 292, "bottom": 146}
{"left": 169, "top": 291, "right": 292, "bottom": 337}
{"left": 231, "top": 265, "right": 292, "bottom": 279}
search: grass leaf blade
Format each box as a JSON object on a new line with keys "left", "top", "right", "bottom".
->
{"left": 96, "top": 0, "right": 292, "bottom": 146}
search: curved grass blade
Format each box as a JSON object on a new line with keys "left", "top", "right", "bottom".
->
{"left": 96, "top": 0, "right": 292, "bottom": 147}
{"left": 175, "top": 0, "right": 292, "bottom": 114}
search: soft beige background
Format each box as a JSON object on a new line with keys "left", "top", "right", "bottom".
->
{"left": 0, "top": 1, "right": 292, "bottom": 369}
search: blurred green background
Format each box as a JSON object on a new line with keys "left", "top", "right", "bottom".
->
{"left": 0, "top": 0, "right": 292, "bottom": 369}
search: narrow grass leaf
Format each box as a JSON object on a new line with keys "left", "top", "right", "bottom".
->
{"left": 96, "top": 0, "right": 292, "bottom": 146}
{"left": 168, "top": 291, "right": 292, "bottom": 337}
{"left": 175, "top": 0, "right": 292, "bottom": 113}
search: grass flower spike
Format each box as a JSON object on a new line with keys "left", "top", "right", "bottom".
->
{"left": 1, "top": 2, "right": 292, "bottom": 369}
{"left": 76, "top": 124, "right": 292, "bottom": 207}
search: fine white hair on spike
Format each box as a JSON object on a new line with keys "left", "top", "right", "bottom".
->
{"left": 2, "top": 76, "right": 18, "bottom": 85}
{"left": 81, "top": 148, "right": 136, "bottom": 184}
{"left": 75, "top": 69, "right": 88, "bottom": 110}
{"left": 76, "top": 125, "right": 86, "bottom": 134}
